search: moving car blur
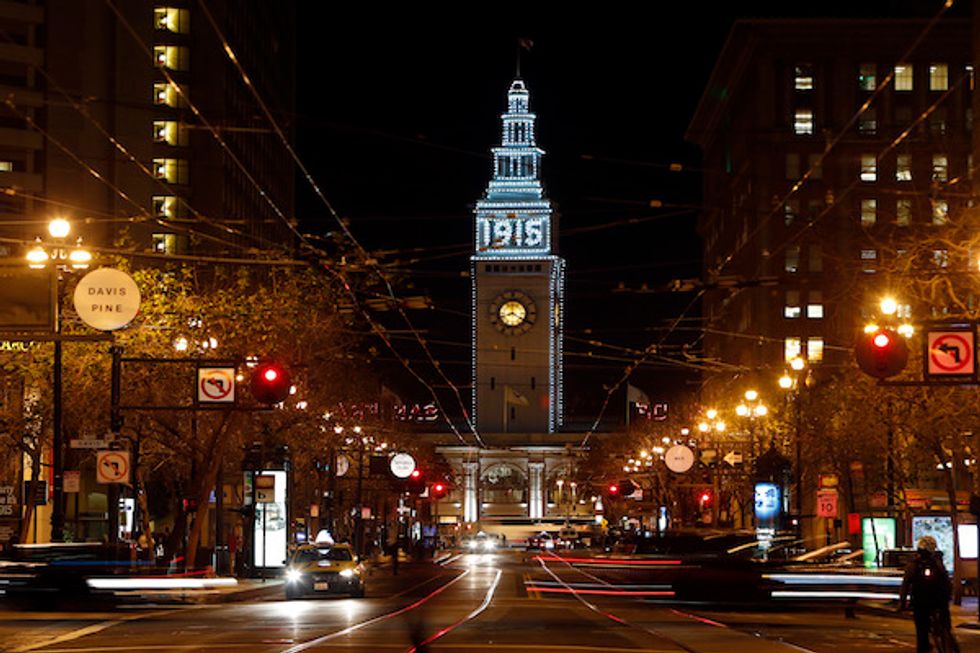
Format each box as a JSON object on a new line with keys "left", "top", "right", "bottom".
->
{"left": 284, "top": 542, "right": 365, "bottom": 599}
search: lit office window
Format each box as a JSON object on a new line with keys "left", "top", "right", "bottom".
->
{"left": 896, "top": 154, "right": 912, "bottom": 181}
{"left": 933, "top": 249, "right": 949, "bottom": 268}
{"left": 153, "top": 45, "right": 189, "bottom": 71}
{"left": 861, "top": 249, "right": 878, "bottom": 273}
{"left": 785, "top": 337, "right": 802, "bottom": 362}
{"left": 152, "top": 121, "right": 188, "bottom": 146}
{"left": 807, "top": 338, "right": 824, "bottom": 362}
{"left": 784, "top": 290, "right": 801, "bottom": 319}
{"left": 929, "top": 63, "right": 949, "bottom": 91}
{"left": 152, "top": 195, "right": 178, "bottom": 218}
{"left": 861, "top": 199, "right": 877, "bottom": 226}
{"left": 795, "top": 63, "right": 814, "bottom": 90}
{"left": 897, "top": 199, "right": 912, "bottom": 226}
{"left": 894, "top": 64, "right": 913, "bottom": 91}
{"left": 860, "top": 154, "right": 877, "bottom": 181}
{"left": 152, "top": 158, "right": 188, "bottom": 184}
{"left": 929, "top": 107, "right": 947, "bottom": 135}
{"left": 858, "top": 109, "right": 877, "bottom": 135}
{"left": 153, "top": 82, "right": 188, "bottom": 108}
{"left": 932, "top": 199, "right": 949, "bottom": 225}
{"left": 897, "top": 303, "right": 912, "bottom": 319}
{"left": 152, "top": 233, "right": 178, "bottom": 254}
{"left": 794, "top": 109, "right": 814, "bottom": 135}
{"left": 807, "top": 291, "right": 824, "bottom": 319}
{"left": 784, "top": 199, "right": 799, "bottom": 225}
{"left": 154, "top": 7, "right": 190, "bottom": 33}
{"left": 932, "top": 155, "right": 948, "bottom": 182}
{"left": 0, "top": 161, "right": 12, "bottom": 172}
{"left": 785, "top": 246, "right": 800, "bottom": 273}
{"left": 858, "top": 63, "right": 876, "bottom": 91}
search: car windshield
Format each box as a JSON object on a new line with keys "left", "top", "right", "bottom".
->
{"left": 294, "top": 547, "right": 353, "bottom": 563}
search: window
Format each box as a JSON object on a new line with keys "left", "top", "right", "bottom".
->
{"left": 784, "top": 199, "right": 799, "bottom": 225}
{"left": 153, "top": 82, "right": 188, "bottom": 108}
{"left": 932, "top": 199, "right": 949, "bottom": 225}
{"left": 152, "top": 121, "right": 188, "bottom": 146}
{"left": 784, "top": 290, "right": 801, "bottom": 319}
{"left": 860, "top": 154, "right": 877, "bottom": 181}
{"left": 786, "top": 153, "right": 800, "bottom": 179}
{"left": 808, "top": 154, "right": 822, "bottom": 179}
{"left": 152, "top": 195, "right": 178, "bottom": 218}
{"left": 929, "top": 107, "right": 947, "bottom": 135}
{"left": 807, "top": 291, "right": 824, "bottom": 319}
{"left": 154, "top": 7, "right": 190, "bottom": 33}
{"left": 785, "top": 337, "right": 802, "bottom": 362}
{"left": 794, "top": 109, "right": 814, "bottom": 135}
{"left": 153, "top": 45, "right": 189, "bottom": 71}
{"left": 894, "top": 64, "right": 913, "bottom": 91}
{"left": 152, "top": 158, "right": 188, "bottom": 184}
{"left": 152, "top": 233, "right": 178, "bottom": 255}
{"left": 785, "top": 246, "right": 800, "bottom": 273}
{"left": 861, "top": 249, "right": 878, "bottom": 260}
{"left": 897, "top": 198, "right": 912, "bottom": 226}
{"left": 896, "top": 154, "right": 912, "bottom": 181}
{"left": 858, "top": 108, "right": 877, "bottom": 135}
{"left": 794, "top": 63, "right": 814, "bottom": 90}
{"left": 858, "top": 63, "right": 876, "bottom": 91}
{"left": 0, "top": 161, "right": 12, "bottom": 172}
{"left": 897, "top": 303, "right": 912, "bottom": 319}
{"left": 932, "top": 155, "right": 948, "bottom": 182}
{"left": 895, "top": 106, "right": 912, "bottom": 127}
{"left": 933, "top": 249, "right": 949, "bottom": 267}
{"left": 968, "top": 64, "right": 975, "bottom": 91}
{"left": 861, "top": 249, "right": 878, "bottom": 273}
{"left": 861, "top": 198, "right": 877, "bottom": 226}
{"left": 807, "top": 338, "right": 825, "bottom": 362}
{"left": 929, "top": 63, "right": 949, "bottom": 91}
{"left": 809, "top": 244, "right": 823, "bottom": 272}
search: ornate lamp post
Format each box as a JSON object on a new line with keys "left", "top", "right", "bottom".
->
{"left": 26, "top": 218, "right": 91, "bottom": 540}
{"left": 779, "top": 358, "right": 810, "bottom": 520}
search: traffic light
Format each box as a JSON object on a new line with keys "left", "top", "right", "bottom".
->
{"left": 431, "top": 481, "right": 448, "bottom": 499}
{"left": 699, "top": 490, "right": 713, "bottom": 505}
{"left": 250, "top": 362, "right": 292, "bottom": 404}
{"left": 607, "top": 483, "right": 620, "bottom": 497}
{"left": 855, "top": 328, "right": 908, "bottom": 379}
{"left": 618, "top": 479, "right": 637, "bottom": 497}
{"left": 406, "top": 468, "right": 425, "bottom": 495}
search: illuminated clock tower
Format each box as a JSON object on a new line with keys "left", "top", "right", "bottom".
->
{"left": 473, "top": 79, "right": 564, "bottom": 434}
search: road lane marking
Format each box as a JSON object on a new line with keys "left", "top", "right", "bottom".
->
{"left": 8, "top": 609, "right": 172, "bottom": 653}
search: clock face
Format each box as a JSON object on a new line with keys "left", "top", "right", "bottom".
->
{"left": 489, "top": 291, "right": 536, "bottom": 335}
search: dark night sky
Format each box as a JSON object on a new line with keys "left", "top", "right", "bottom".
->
{"left": 292, "top": 3, "right": 957, "bottom": 424}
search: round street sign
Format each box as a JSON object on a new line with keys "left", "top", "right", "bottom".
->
{"left": 335, "top": 453, "right": 350, "bottom": 477}
{"left": 389, "top": 452, "right": 417, "bottom": 479}
{"left": 665, "top": 445, "right": 695, "bottom": 473}
{"left": 73, "top": 268, "right": 141, "bottom": 331}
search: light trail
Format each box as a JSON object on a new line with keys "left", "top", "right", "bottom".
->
{"left": 406, "top": 568, "right": 502, "bottom": 653}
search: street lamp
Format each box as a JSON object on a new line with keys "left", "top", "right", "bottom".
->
{"left": 26, "top": 218, "right": 92, "bottom": 540}
{"left": 779, "top": 360, "right": 811, "bottom": 521}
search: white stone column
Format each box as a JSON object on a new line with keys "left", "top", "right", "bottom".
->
{"left": 528, "top": 462, "right": 544, "bottom": 520}
{"left": 463, "top": 462, "right": 479, "bottom": 523}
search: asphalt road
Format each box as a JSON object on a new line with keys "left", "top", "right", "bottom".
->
{"left": 2, "top": 550, "right": 979, "bottom": 653}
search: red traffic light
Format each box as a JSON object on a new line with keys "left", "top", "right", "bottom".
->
{"left": 700, "top": 491, "right": 712, "bottom": 503}
{"left": 608, "top": 483, "right": 620, "bottom": 495}
{"left": 855, "top": 329, "right": 908, "bottom": 379}
{"left": 410, "top": 469, "right": 422, "bottom": 479}
{"left": 250, "top": 362, "right": 291, "bottom": 404}
{"left": 433, "top": 483, "right": 445, "bottom": 493}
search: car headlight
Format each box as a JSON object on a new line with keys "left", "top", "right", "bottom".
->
{"left": 544, "top": 541, "right": 554, "bottom": 549}
{"left": 339, "top": 568, "right": 355, "bottom": 578}
{"left": 286, "top": 568, "right": 302, "bottom": 583}
{"left": 482, "top": 540, "right": 495, "bottom": 551}
{"left": 467, "top": 540, "right": 478, "bottom": 549}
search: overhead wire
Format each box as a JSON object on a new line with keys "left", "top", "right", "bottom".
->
{"left": 194, "top": 0, "right": 484, "bottom": 447}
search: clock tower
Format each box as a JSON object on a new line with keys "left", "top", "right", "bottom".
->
{"left": 472, "top": 79, "right": 564, "bottom": 434}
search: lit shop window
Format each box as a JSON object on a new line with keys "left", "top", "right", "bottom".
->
{"left": 152, "top": 195, "right": 179, "bottom": 218}
{"left": 894, "top": 64, "right": 913, "bottom": 91}
{"left": 152, "top": 158, "right": 188, "bottom": 184}
{"left": 152, "top": 233, "right": 178, "bottom": 254}
{"left": 860, "top": 155, "right": 877, "bottom": 181}
{"left": 858, "top": 63, "right": 876, "bottom": 91}
{"left": 785, "top": 246, "right": 800, "bottom": 273}
{"left": 153, "top": 82, "right": 188, "bottom": 108}
{"left": 929, "top": 63, "right": 948, "bottom": 91}
{"left": 784, "top": 290, "right": 801, "bottom": 319}
{"left": 932, "top": 155, "right": 948, "bottom": 182}
{"left": 794, "top": 109, "right": 814, "bottom": 135}
{"left": 154, "top": 7, "right": 190, "bottom": 33}
{"left": 785, "top": 337, "right": 802, "bottom": 362}
{"left": 896, "top": 154, "right": 912, "bottom": 182}
{"left": 896, "top": 199, "right": 912, "bottom": 226}
{"left": 806, "top": 338, "right": 824, "bottom": 362}
{"left": 153, "top": 45, "right": 189, "bottom": 71}
{"left": 861, "top": 199, "right": 877, "bottom": 226}
{"left": 794, "top": 63, "right": 814, "bottom": 91}
{"left": 807, "top": 291, "right": 823, "bottom": 319}
{"left": 153, "top": 120, "right": 188, "bottom": 146}
{"left": 932, "top": 200, "right": 949, "bottom": 225}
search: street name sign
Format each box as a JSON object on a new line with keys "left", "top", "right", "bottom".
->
{"left": 73, "top": 268, "right": 141, "bottom": 331}
{"left": 926, "top": 329, "right": 976, "bottom": 378}
{"left": 70, "top": 438, "right": 110, "bottom": 449}
{"left": 389, "top": 452, "right": 416, "bottom": 479}
{"left": 665, "top": 445, "right": 695, "bottom": 473}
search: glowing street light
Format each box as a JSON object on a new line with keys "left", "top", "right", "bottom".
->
{"left": 880, "top": 297, "right": 898, "bottom": 316}
{"left": 744, "top": 389, "right": 759, "bottom": 402}
{"left": 778, "top": 374, "right": 793, "bottom": 390}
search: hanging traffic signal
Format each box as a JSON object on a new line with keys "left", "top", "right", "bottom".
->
{"left": 431, "top": 482, "right": 448, "bottom": 499}
{"left": 699, "top": 490, "right": 713, "bottom": 505}
{"left": 250, "top": 362, "right": 292, "bottom": 404}
{"left": 855, "top": 328, "right": 908, "bottom": 379}
{"left": 406, "top": 468, "right": 425, "bottom": 495}
{"left": 618, "top": 479, "right": 637, "bottom": 497}
{"left": 607, "top": 483, "right": 620, "bottom": 496}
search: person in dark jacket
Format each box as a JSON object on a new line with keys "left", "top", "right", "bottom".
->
{"left": 900, "top": 536, "right": 953, "bottom": 653}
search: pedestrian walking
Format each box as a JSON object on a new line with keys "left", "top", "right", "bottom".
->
{"left": 900, "top": 535, "right": 958, "bottom": 653}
